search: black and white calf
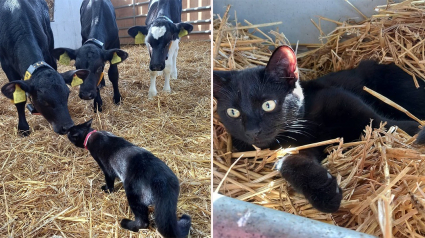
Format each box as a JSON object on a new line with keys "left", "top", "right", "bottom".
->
{"left": 128, "top": 0, "right": 193, "bottom": 99}
{"left": 52, "top": 0, "right": 128, "bottom": 112}
{"left": 0, "top": 0, "right": 89, "bottom": 136}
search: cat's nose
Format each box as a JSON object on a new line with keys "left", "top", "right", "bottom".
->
{"left": 246, "top": 129, "right": 261, "bottom": 139}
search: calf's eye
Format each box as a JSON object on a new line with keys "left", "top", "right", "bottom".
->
{"left": 227, "top": 108, "right": 240, "bottom": 118}
{"left": 262, "top": 100, "right": 276, "bottom": 112}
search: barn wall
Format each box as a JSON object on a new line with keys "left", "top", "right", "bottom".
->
{"left": 214, "top": 0, "right": 402, "bottom": 45}
{"left": 111, "top": 0, "right": 212, "bottom": 44}
{"left": 50, "top": 0, "right": 84, "bottom": 49}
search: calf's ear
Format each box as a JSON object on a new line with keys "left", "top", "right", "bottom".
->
{"left": 128, "top": 26, "right": 149, "bottom": 44}
{"left": 104, "top": 49, "right": 129, "bottom": 65}
{"left": 60, "top": 69, "right": 90, "bottom": 86}
{"left": 175, "top": 23, "right": 193, "bottom": 38}
{"left": 1, "top": 80, "right": 32, "bottom": 103}
{"left": 52, "top": 48, "right": 77, "bottom": 65}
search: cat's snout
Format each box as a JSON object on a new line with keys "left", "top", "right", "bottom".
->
{"left": 246, "top": 128, "right": 261, "bottom": 140}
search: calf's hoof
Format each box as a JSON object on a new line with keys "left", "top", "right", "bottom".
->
{"left": 101, "top": 185, "right": 114, "bottom": 193}
{"left": 163, "top": 88, "right": 171, "bottom": 93}
{"left": 18, "top": 124, "right": 31, "bottom": 137}
{"left": 18, "top": 129, "right": 31, "bottom": 137}
{"left": 113, "top": 95, "right": 121, "bottom": 105}
{"left": 120, "top": 219, "right": 148, "bottom": 232}
{"left": 93, "top": 102, "right": 103, "bottom": 113}
{"left": 148, "top": 91, "right": 157, "bottom": 100}
{"left": 171, "top": 72, "right": 177, "bottom": 79}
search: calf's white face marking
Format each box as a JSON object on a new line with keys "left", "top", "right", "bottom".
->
{"left": 150, "top": 26, "right": 166, "bottom": 40}
{"left": 87, "top": 0, "right": 92, "bottom": 8}
{"left": 4, "top": 0, "right": 20, "bottom": 13}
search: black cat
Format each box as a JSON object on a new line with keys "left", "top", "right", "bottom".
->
{"left": 213, "top": 45, "right": 425, "bottom": 213}
{"left": 67, "top": 120, "right": 191, "bottom": 237}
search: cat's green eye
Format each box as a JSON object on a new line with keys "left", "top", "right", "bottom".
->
{"left": 262, "top": 100, "right": 276, "bottom": 112}
{"left": 227, "top": 108, "right": 240, "bottom": 118}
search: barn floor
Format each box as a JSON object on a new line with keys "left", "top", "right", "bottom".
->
{"left": 0, "top": 41, "right": 211, "bottom": 237}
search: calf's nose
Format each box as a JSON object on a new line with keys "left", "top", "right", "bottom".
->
{"left": 79, "top": 92, "right": 95, "bottom": 100}
{"left": 150, "top": 64, "right": 165, "bottom": 71}
{"left": 59, "top": 124, "right": 74, "bottom": 135}
{"left": 58, "top": 126, "right": 69, "bottom": 135}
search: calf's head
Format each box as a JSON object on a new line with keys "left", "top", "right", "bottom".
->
{"left": 52, "top": 44, "right": 128, "bottom": 100}
{"left": 1, "top": 69, "right": 89, "bottom": 134}
{"left": 128, "top": 19, "right": 193, "bottom": 71}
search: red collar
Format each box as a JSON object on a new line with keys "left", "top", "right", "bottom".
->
{"left": 84, "top": 130, "right": 97, "bottom": 150}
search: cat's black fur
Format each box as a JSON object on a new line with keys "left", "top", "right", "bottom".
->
{"left": 67, "top": 120, "right": 191, "bottom": 237}
{"left": 214, "top": 45, "right": 425, "bottom": 213}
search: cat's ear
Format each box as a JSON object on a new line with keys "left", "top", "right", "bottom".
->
{"left": 213, "top": 71, "right": 232, "bottom": 99}
{"left": 82, "top": 119, "right": 93, "bottom": 129}
{"left": 265, "top": 45, "right": 299, "bottom": 87}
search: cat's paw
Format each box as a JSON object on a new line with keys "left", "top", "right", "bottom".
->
{"left": 101, "top": 185, "right": 114, "bottom": 193}
{"left": 303, "top": 171, "right": 342, "bottom": 213}
{"left": 120, "top": 218, "right": 148, "bottom": 232}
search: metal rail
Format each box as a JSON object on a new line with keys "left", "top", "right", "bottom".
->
{"left": 213, "top": 194, "right": 376, "bottom": 238}
{"left": 114, "top": 1, "right": 149, "bottom": 10}
{"left": 119, "top": 29, "right": 211, "bottom": 39}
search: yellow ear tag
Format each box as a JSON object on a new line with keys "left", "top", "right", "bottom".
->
{"left": 135, "top": 31, "right": 145, "bottom": 44}
{"left": 178, "top": 29, "right": 188, "bottom": 38}
{"left": 111, "top": 52, "right": 122, "bottom": 65}
{"left": 71, "top": 74, "right": 84, "bottom": 87}
{"left": 59, "top": 52, "right": 71, "bottom": 65}
{"left": 24, "top": 71, "right": 32, "bottom": 80}
{"left": 97, "top": 72, "right": 104, "bottom": 86}
{"left": 13, "top": 84, "right": 26, "bottom": 104}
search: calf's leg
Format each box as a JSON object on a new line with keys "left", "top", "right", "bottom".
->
{"left": 148, "top": 71, "right": 158, "bottom": 99}
{"left": 163, "top": 62, "right": 172, "bottom": 94}
{"left": 93, "top": 88, "right": 103, "bottom": 113}
{"left": 108, "top": 64, "right": 121, "bottom": 104}
{"left": 1, "top": 62, "right": 30, "bottom": 136}
{"left": 171, "top": 40, "right": 179, "bottom": 79}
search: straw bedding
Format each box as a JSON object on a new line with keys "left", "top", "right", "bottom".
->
{"left": 0, "top": 41, "right": 211, "bottom": 237}
{"left": 213, "top": 1, "right": 425, "bottom": 237}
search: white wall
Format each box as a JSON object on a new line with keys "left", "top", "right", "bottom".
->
{"left": 51, "top": 0, "right": 84, "bottom": 49}
{"left": 214, "top": 0, "right": 402, "bottom": 44}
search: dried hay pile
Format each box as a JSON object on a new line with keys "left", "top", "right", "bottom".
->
{"left": 213, "top": 1, "right": 425, "bottom": 237}
{"left": 0, "top": 41, "right": 211, "bottom": 237}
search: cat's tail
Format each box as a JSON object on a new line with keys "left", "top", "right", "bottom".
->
{"left": 154, "top": 195, "right": 191, "bottom": 238}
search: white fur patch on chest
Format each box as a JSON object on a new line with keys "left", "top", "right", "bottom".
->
{"left": 150, "top": 26, "right": 167, "bottom": 40}
{"left": 4, "top": 0, "right": 20, "bottom": 13}
{"left": 293, "top": 80, "right": 304, "bottom": 107}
